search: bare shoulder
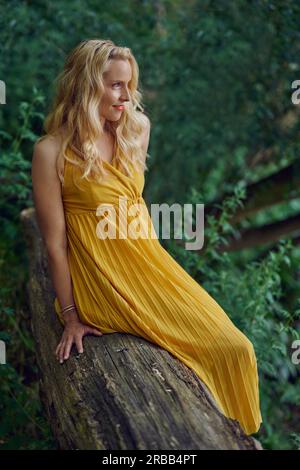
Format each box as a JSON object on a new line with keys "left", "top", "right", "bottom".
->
{"left": 136, "top": 112, "right": 151, "bottom": 158}
{"left": 136, "top": 110, "right": 150, "bottom": 139}
{"left": 32, "top": 133, "right": 62, "bottom": 165}
{"left": 32, "top": 130, "right": 67, "bottom": 181}
{"left": 137, "top": 111, "right": 151, "bottom": 131}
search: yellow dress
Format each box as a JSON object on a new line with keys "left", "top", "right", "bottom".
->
{"left": 54, "top": 147, "right": 263, "bottom": 436}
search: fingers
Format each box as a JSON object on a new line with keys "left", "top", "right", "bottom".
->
{"left": 62, "top": 337, "right": 73, "bottom": 362}
{"left": 55, "top": 337, "right": 73, "bottom": 363}
{"left": 93, "top": 329, "right": 103, "bottom": 336}
{"left": 75, "top": 335, "right": 84, "bottom": 355}
{"left": 55, "top": 341, "right": 64, "bottom": 362}
{"left": 57, "top": 341, "right": 65, "bottom": 363}
{"left": 55, "top": 342, "right": 62, "bottom": 356}
{"left": 85, "top": 327, "right": 103, "bottom": 336}
{"left": 55, "top": 335, "right": 81, "bottom": 363}
{"left": 54, "top": 327, "right": 103, "bottom": 364}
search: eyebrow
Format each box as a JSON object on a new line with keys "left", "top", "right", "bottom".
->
{"left": 110, "top": 79, "right": 131, "bottom": 83}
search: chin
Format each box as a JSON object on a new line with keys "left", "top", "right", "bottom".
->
{"left": 109, "top": 117, "right": 121, "bottom": 123}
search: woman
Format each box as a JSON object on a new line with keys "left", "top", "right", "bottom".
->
{"left": 31, "top": 39, "right": 262, "bottom": 436}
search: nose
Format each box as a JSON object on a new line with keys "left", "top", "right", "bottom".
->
{"left": 121, "top": 87, "right": 130, "bottom": 103}
{"left": 121, "top": 95, "right": 129, "bottom": 103}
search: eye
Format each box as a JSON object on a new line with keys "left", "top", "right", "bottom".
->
{"left": 113, "top": 82, "right": 121, "bottom": 88}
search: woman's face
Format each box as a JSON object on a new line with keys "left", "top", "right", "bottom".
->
{"left": 100, "top": 59, "right": 132, "bottom": 124}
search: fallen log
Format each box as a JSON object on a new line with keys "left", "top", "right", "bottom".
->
{"left": 20, "top": 206, "right": 263, "bottom": 450}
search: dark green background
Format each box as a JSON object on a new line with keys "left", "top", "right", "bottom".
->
{"left": 0, "top": 0, "right": 300, "bottom": 450}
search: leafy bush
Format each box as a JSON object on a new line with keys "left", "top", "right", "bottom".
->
{"left": 0, "top": 90, "right": 56, "bottom": 449}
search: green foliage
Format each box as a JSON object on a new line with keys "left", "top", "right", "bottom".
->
{"left": 0, "top": 364, "right": 56, "bottom": 450}
{"left": 0, "top": 92, "right": 56, "bottom": 449}
{"left": 0, "top": 280, "right": 57, "bottom": 449}
{"left": 1, "top": 0, "right": 300, "bottom": 450}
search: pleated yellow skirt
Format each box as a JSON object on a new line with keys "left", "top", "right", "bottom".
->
{"left": 54, "top": 149, "right": 263, "bottom": 435}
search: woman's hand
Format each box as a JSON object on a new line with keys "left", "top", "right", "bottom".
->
{"left": 55, "top": 316, "right": 103, "bottom": 363}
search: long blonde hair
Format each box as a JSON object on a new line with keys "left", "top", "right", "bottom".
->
{"left": 37, "top": 39, "right": 150, "bottom": 186}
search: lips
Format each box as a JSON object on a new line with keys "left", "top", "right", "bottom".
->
{"left": 113, "top": 105, "right": 125, "bottom": 110}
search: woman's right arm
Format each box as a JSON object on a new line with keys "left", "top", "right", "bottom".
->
{"left": 31, "top": 137, "right": 102, "bottom": 363}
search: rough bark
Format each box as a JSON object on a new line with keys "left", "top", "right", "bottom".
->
{"left": 20, "top": 206, "right": 263, "bottom": 451}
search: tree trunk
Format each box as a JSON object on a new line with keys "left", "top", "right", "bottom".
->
{"left": 20, "top": 207, "right": 263, "bottom": 451}
{"left": 205, "top": 160, "right": 300, "bottom": 224}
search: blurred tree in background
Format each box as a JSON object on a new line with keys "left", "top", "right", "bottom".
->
{"left": 0, "top": 0, "right": 300, "bottom": 449}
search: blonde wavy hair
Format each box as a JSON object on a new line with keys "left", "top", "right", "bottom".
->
{"left": 37, "top": 38, "right": 150, "bottom": 187}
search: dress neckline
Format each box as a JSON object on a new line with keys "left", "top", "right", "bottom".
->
{"left": 102, "top": 158, "right": 117, "bottom": 169}
{"left": 65, "top": 145, "right": 143, "bottom": 182}
{"left": 66, "top": 145, "right": 116, "bottom": 169}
